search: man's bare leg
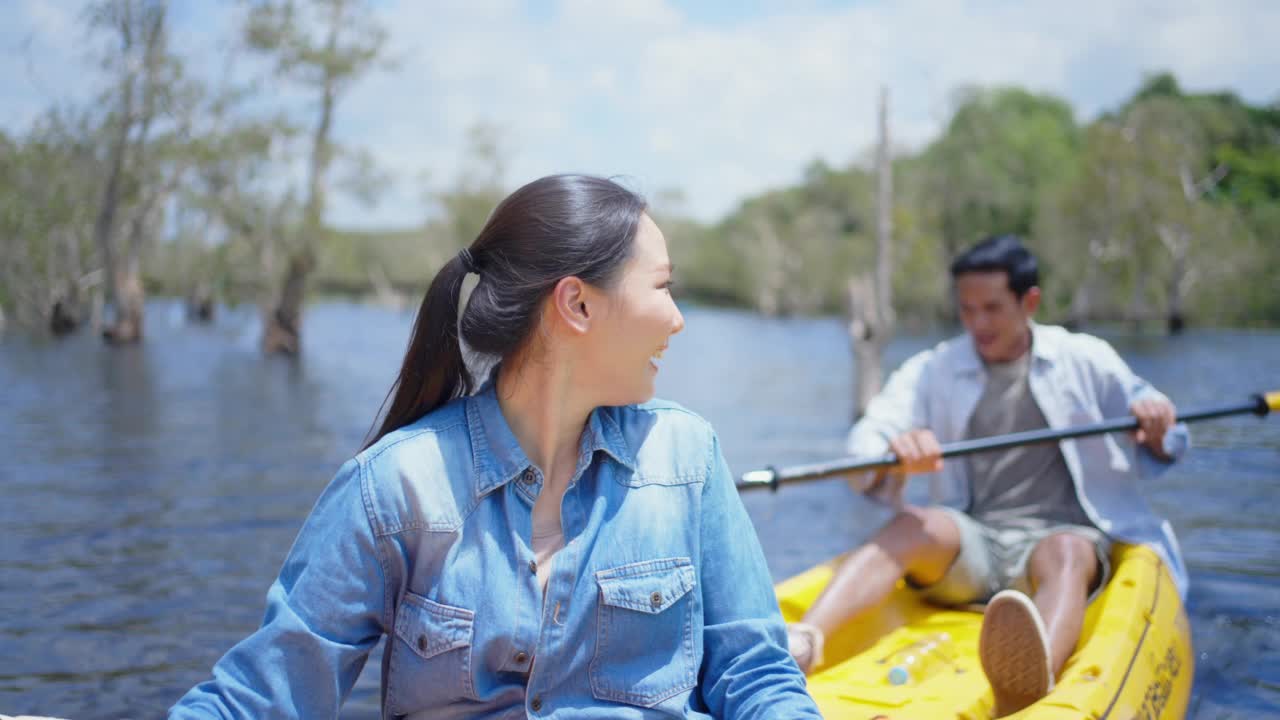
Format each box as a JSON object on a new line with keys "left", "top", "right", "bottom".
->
{"left": 790, "top": 505, "right": 962, "bottom": 669}
{"left": 980, "top": 532, "right": 1100, "bottom": 716}
{"left": 1026, "top": 532, "right": 1100, "bottom": 676}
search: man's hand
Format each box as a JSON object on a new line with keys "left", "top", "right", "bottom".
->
{"left": 1131, "top": 397, "right": 1177, "bottom": 459}
{"left": 889, "top": 429, "right": 944, "bottom": 475}
{"left": 858, "top": 429, "right": 944, "bottom": 500}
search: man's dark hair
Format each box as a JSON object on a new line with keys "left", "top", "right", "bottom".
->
{"left": 949, "top": 234, "right": 1039, "bottom": 298}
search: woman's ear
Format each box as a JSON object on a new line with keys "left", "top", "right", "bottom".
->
{"left": 551, "top": 276, "right": 591, "bottom": 334}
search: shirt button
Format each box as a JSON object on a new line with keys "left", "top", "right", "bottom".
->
{"left": 522, "top": 468, "right": 536, "bottom": 484}
{"left": 417, "top": 635, "right": 427, "bottom": 653}
{"left": 528, "top": 560, "right": 538, "bottom": 575}
{"left": 650, "top": 591, "right": 663, "bottom": 607}
{"left": 514, "top": 651, "right": 528, "bottom": 664}
{"left": 530, "top": 695, "right": 543, "bottom": 712}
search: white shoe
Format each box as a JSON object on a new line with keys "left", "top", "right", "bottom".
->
{"left": 979, "top": 590, "right": 1054, "bottom": 717}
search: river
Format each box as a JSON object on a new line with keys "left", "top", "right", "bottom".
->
{"left": 2, "top": 300, "right": 1277, "bottom": 718}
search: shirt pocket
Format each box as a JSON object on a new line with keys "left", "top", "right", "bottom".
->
{"left": 590, "top": 557, "right": 697, "bottom": 708}
{"left": 387, "top": 592, "right": 478, "bottom": 712}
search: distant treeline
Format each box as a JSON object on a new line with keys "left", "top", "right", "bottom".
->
{"left": 311, "top": 74, "right": 1280, "bottom": 331}
{"left": 657, "top": 74, "right": 1280, "bottom": 330}
{"left": 2, "top": 0, "right": 1277, "bottom": 342}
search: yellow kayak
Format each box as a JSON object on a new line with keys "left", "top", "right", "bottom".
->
{"left": 776, "top": 543, "right": 1193, "bottom": 719}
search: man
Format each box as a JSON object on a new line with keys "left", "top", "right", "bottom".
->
{"left": 787, "top": 235, "right": 1188, "bottom": 716}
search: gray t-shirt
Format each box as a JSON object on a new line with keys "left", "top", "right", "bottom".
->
{"left": 964, "top": 350, "right": 1094, "bottom": 531}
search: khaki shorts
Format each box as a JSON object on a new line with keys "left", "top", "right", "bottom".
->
{"left": 907, "top": 507, "right": 1112, "bottom": 606}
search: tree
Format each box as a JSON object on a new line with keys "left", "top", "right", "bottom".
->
{"left": 87, "top": 0, "right": 180, "bottom": 343}
{"left": 921, "top": 87, "right": 1081, "bottom": 263}
{"left": 0, "top": 113, "right": 103, "bottom": 333}
{"left": 245, "top": 0, "right": 387, "bottom": 354}
{"left": 1039, "top": 89, "right": 1254, "bottom": 331}
{"left": 180, "top": 104, "right": 299, "bottom": 312}
{"left": 848, "top": 87, "right": 896, "bottom": 419}
{"left": 686, "top": 74, "right": 1277, "bottom": 329}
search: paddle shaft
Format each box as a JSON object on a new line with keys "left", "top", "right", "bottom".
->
{"left": 737, "top": 393, "right": 1277, "bottom": 492}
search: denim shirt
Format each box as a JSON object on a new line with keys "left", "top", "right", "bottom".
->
{"left": 170, "top": 382, "right": 820, "bottom": 719}
{"left": 847, "top": 322, "right": 1190, "bottom": 597}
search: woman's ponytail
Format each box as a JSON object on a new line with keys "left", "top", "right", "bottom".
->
{"left": 364, "top": 253, "right": 474, "bottom": 449}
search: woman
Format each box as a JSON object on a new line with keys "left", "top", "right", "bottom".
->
{"left": 170, "top": 175, "right": 820, "bottom": 719}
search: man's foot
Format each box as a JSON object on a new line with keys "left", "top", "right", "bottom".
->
{"left": 979, "top": 590, "right": 1054, "bottom": 717}
{"left": 786, "top": 621, "right": 825, "bottom": 674}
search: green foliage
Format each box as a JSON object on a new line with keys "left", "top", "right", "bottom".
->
{"left": 683, "top": 80, "right": 1279, "bottom": 329}
{"left": 662, "top": 160, "right": 875, "bottom": 315}
{"left": 311, "top": 225, "right": 442, "bottom": 295}
{"left": 3, "top": 5, "right": 1278, "bottom": 338}
{"left": 245, "top": 0, "right": 389, "bottom": 311}
{"left": 921, "top": 87, "right": 1082, "bottom": 256}
{"left": 0, "top": 109, "right": 104, "bottom": 327}
{"left": 246, "top": 0, "right": 386, "bottom": 86}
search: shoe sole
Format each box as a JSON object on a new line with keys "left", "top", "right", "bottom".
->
{"left": 980, "top": 591, "right": 1052, "bottom": 717}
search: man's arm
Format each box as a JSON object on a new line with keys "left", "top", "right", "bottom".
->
{"left": 846, "top": 348, "right": 934, "bottom": 475}
{"left": 1082, "top": 335, "right": 1184, "bottom": 462}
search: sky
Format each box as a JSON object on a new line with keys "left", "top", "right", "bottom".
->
{"left": 3, "top": 0, "right": 1278, "bottom": 229}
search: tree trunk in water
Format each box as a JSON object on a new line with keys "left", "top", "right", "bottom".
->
{"left": 96, "top": 156, "right": 145, "bottom": 345}
{"left": 50, "top": 300, "right": 79, "bottom": 336}
{"left": 262, "top": 249, "right": 314, "bottom": 355}
{"left": 1159, "top": 224, "right": 1191, "bottom": 335}
{"left": 848, "top": 276, "right": 884, "bottom": 419}
{"left": 850, "top": 87, "right": 895, "bottom": 420}
{"left": 96, "top": 2, "right": 166, "bottom": 345}
{"left": 39, "top": 229, "right": 86, "bottom": 336}
{"left": 63, "top": 231, "right": 85, "bottom": 331}
{"left": 108, "top": 185, "right": 164, "bottom": 344}
{"left": 262, "top": 1, "right": 340, "bottom": 355}
{"left": 187, "top": 280, "right": 215, "bottom": 323}
{"left": 95, "top": 64, "right": 136, "bottom": 343}
{"left": 104, "top": 261, "right": 146, "bottom": 344}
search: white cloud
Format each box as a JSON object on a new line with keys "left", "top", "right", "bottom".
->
{"left": 2, "top": 0, "right": 1277, "bottom": 227}
{"left": 328, "top": 0, "right": 1280, "bottom": 226}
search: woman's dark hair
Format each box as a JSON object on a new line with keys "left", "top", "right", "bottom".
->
{"left": 949, "top": 234, "right": 1039, "bottom": 298}
{"left": 365, "top": 174, "right": 647, "bottom": 448}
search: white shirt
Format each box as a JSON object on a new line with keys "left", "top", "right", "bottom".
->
{"left": 847, "top": 322, "right": 1190, "bottom": 597}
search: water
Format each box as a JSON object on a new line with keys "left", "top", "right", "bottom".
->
{"left": 2, "top": 300, "right": 1277, "bottom": 719}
